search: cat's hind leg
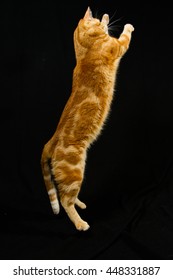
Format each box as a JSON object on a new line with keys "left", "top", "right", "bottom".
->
{"left": 51, "top": 147, "right": 89, "bottom": 230}
{"left": 75, "top": 198, "right": 87, "bottom": 209}
{"left": 60, "top": 184, "right": 89, "bottom": 231}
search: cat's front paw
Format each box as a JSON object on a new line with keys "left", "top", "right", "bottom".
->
{"left": 124, "top": 24, "right": 134, "bottom": 33}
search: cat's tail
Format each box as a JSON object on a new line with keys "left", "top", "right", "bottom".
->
{"left": 41, "top": 149, "right": 60, "bottom": 215}
{"left": 47, "top": 158, "right": 60, "bottom": 214}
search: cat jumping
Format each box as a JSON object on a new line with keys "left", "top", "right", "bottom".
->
{"left": 41, "top": 7, "right": 134, "bottom": 231}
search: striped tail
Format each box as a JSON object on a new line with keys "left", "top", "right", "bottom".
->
{"left": 41, "top": 152, "right": 60, "bottom": 215}
{"left": 47, "top": 187, "right": 60, "bottom": 215}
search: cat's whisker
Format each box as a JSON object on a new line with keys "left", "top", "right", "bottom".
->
{"left": 108, "top": 24, "right": 122, "bottom": 37}
{"left": 94, "top": 10, "right": 100, "bottom": 20}
{"left": 108, "top": 17, "right": 123, "bottom": 28}
{"left": 107, "top": 15, "right": 123, "bottom": 37}
{"left": 108, "top": 10, "right": 117, "bottom": 23}
{"left": 108, "top": 24, "right": 121, "bottom": 31}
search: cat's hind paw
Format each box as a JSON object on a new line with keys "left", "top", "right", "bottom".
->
{"left": 75, "top": 198, "right": 87, "bottom": 209}
{"left": 76, "top": 220, "right": 90, "bottom": 231}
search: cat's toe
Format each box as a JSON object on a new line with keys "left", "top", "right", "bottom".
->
{"left": 76, "top": 220, "right": 90, "bottom": 231}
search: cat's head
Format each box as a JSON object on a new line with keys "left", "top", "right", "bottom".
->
{"left": 74, "top": 7, "right": 110, "bottom": 59}
{"left": 80, "top": 7, "right": 109, "bottom": 36}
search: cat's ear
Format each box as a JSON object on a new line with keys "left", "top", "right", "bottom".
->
{"left": 83, "top": 7, "right": 92, "bottom": 20}
{"left": 101, "top": 14, "right": 109, "bottom": 25}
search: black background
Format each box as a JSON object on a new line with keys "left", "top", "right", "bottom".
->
{"left": 1, "top": 0, "right": 173, "bottom": 259}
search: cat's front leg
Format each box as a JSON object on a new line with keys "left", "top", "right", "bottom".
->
{"left": 122, "top": 24, "right": 134, "bottom": 37}
{"left": 118, "top": 23, "right": 134, "bottom": 56}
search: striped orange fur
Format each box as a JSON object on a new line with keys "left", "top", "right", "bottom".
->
{"left": 41, "top": 7, "right": 134, "bottom": 231}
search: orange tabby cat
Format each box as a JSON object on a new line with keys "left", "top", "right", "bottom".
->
{"left": 41, "top": 7, "right": 134, "bottom": 231}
